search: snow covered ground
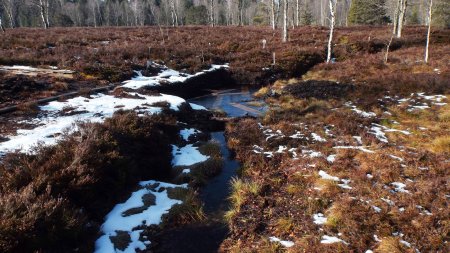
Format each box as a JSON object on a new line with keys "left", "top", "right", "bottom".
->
{"left": 122, "top": 64, "right": 228, "bottom": 89}
{"left": 172, "top": 144, "right": 209, "bottom": 166}
{"left": 0, "top": 64, "right": 225, "bottom": 155}
{"left": 95, "top": 181, "right": 187, "bottom": 253}
{"left": 0, "top": 64, "right": 225, "bottom": 252}
{"left": 0, "top": 93, "right": 186, "bottom": 154}
{"left": 95, "top": 126, "right": 209, "bottom": 252}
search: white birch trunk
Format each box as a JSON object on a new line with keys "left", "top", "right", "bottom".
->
{"left": 393, "top": 0, "right": 400, "bottom": 35}
{"left": 92, "top": 1, "right": 97, "bottom": 27}
{"left": 327, "top": 0, "right": 336, "bottom": 63}
{"left": 385, "top": 35, "right": 394, "bottom": 63}
{"left": 4, "top": 0, "right": 14, "bottom": 28}
{"left": 274, "top": 1, "right": 280, "bottom": 28}
{"left": 210, "top": 0, "right": 215, "bottom": 27}
{"left": 425, "top": 0, "right": 432, "bottom": 63}
{"left": 226, "top": 0, "right": 232, "bottom": 25}
{"left": 45, "top": 0, "right": 50, "bottom": 27}
{"left": 38, "top": 0, "right": 49, "bottom": 29}
{"left": 396, "top": 0, "right": 407, "bottom": 38}
{"left": 296, "top": 0, "right": 299, "bottom": 27}
{"left": 282, "top": 0, "right": 288, "bottom": 42}
{"left": 170, "top": 0, "right": 178, "bottom": 27}
{"left": 133, "top": 0, "right": 138, "bottom": 26}
{"left": 6, "top": 9, "right": 13, "bottom": 28}
{"left": 271, "top": 0, "right": 276, "bottom": 29}
{"left": 320, "top": 0, "right": 325, "bottom": 26}
{"left": 0, "top": 14, "right": 5, "bottom": 32}
{"left": 239, "top": 0, "right": 244, "bottom": 26}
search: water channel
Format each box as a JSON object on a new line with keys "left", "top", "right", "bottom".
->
{"left": 152, "top": 88, "right": 266, "bottom": 252}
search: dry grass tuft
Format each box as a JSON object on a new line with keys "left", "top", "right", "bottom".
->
{"left": 375, "top": 237, "right": 402, "bottom": 253}
{"left": 430, "top": 136, "right": 450, "bottom": 153}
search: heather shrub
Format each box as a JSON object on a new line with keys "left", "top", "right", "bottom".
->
{"left": 2, "top": 26, "right": 443, "bottom": 87}
{"left": 0, "top": 185, "right": 85, "bottom": 252}
{"left": 0, "top": 111, "right": 178, "bottom": 252}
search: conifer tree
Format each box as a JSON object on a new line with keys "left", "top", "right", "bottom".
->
{"left": 348, "top": 0, "right": 389, "bottom": 25}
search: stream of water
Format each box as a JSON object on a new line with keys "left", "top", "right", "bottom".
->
{"left": 189, "top": 88, "right": 267, "bottom": 117}
{"left": 151, "top": 88, "right": 265, "bottom": 252}
{"left": 189, "top": 88, "right": 266, "bottom": 213}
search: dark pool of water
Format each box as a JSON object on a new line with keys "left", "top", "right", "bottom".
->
{"left": 200, "top": 131, "right": 240, "bottom": 214}
{"left": 190, "top": 88, "right": 267, "bottom": 213}
{"left": 189, "top": 88, "right": 267, "bottom": 117}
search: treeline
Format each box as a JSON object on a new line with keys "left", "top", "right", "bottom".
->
{"left": 0, "top": 0, "right": 448, "bottom": 29}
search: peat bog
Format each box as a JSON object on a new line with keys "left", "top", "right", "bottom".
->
{"left": 0, "top": 25, "right": 449, "bottom": 252}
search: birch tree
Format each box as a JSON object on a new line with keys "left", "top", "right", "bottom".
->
{"left": 88, "top": 0, "right": 99, "bottom": 27}
{"left": 1, "top": 0, "right": 20, "bottom": 28}
{"left": 238, "top": 0, "right": 244, "bottom": 25}
{"left": 282, "top": 0, "right": 288, "bottom": 42}
{"left": 393, "top": 0, "right": 407, "bottom": 37}
{"left": 271, "top": 0, "right": 280, "bottom": 29}
{"left": 270, "top": 0, "right": 276, "bottom": 29}
{"left": 424, "top": 0, "right": 432, "bottom": 63}
{"left": 32, "top": 0, "right": 50, "bottom": 29}
{"left": 130, "top": 0, "right": 138, "bottom": 26}
{"left": 225, "top": 0, "right": 233, "bottom": 25}
{"left": 327, "top": 0, "right": 336, "bottom": 63}
{"left": 169, "top": 0, "right": 179, "bottom": 26}
{"left": 209, "top": 0, "right": 215, "bottom": 27}
{"left": 0, "top": 13, "right": 5, "bottom": 32}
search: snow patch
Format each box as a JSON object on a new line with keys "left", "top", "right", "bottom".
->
{"left": 0, "top": 93, "right": 185, "bottom": 154}
{"left": 172, "top": 144, "right": 209, "bottom": 166}
{"left": 95, "top": 181, "right": 187, "bottom": 253}
{"left": 320, "top": 235, "right": 348, "bottom": 245}
{"left": 122, "top": 64, "right": 228, "bottom": 89}
{"left": 313, "top": 213, "right": 327, "bottom": 225}
{"left": 302, "top": 149, "right": 322, "bottom": 158}
{"left": 333, "top": 146, "right": 375, "bottom": 153}
{"left": 276, "top": 145, "right": 288, "bottom": 153}
{"left": 391, "top": 182, "right": 410, "bottom": 193}
{"left": 326, "top": 154, "right": 336, "bottom": 163}
{"left": 318, "top": 170, "right": 339, "bottom": 181}
{"left": 180, "top": 128, "right": 201, "bottom": 141}
{"left": 269, "top": 236, "right": 294, "bottom": 248}
{"left": 189, "top": 103, "right": 207, "bottom": 110}
{"left": 345, "top": 102, "right": 376, "bottom": 118}
{"left": 369, "top": 123, "right": 411, "bottom": 143}
{"left": 389, "top": 154, "right": 404, "bottom": 162}
{"left": 311, "top": 133, "right": 326, "bottom": 142}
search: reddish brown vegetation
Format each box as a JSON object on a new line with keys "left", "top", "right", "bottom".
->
{"left": 0, "top": 26, "right": 447, "bottom": 110}
{"left": 222, "top": 89, "right": 449, "bottom": 252}
{"left": 1, "top": 26, "right": 445, "bottom": 86}
{"left": 0, "top": 111, "right": 179, "bottom": 252}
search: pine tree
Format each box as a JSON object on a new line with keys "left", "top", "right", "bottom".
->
{"left": 302, "top": 5, "right": 313, "bottom": 25}
{"left": 348, "top": 0, "right": 389, "bottom": 25}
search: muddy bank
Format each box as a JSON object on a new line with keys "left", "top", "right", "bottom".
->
{"left": 283, "top": 80, "right": 355, "bottom": 100}
{"left": 141, "top": 68, "right": 237, "bottom": 99}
